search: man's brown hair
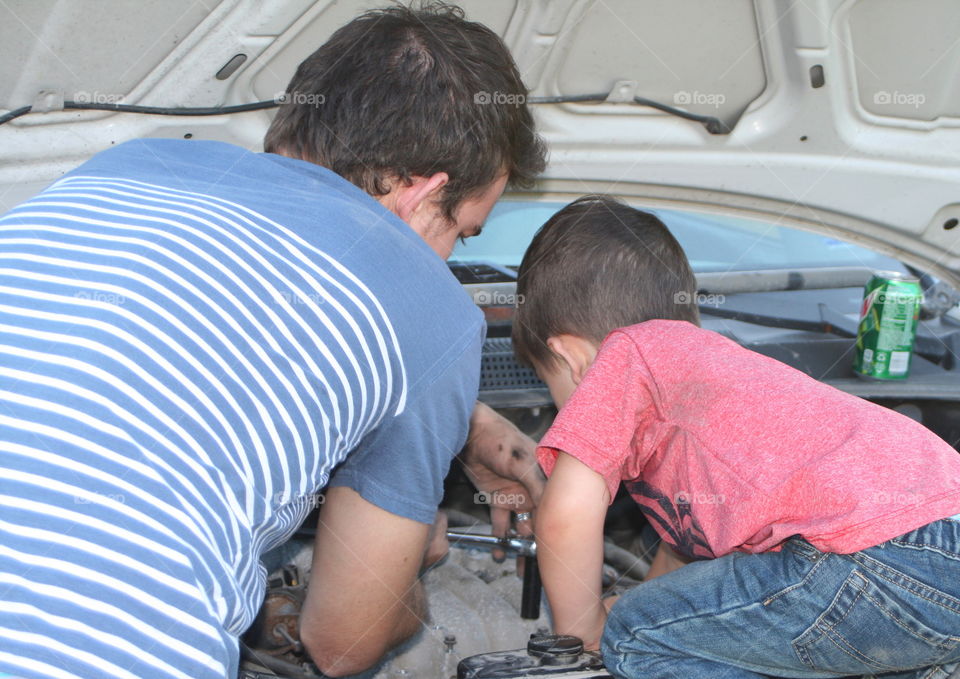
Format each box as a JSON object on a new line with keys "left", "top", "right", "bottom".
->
{"left": 264, "top": 2, "right": 546, "bottom": 221}
{"left": 513, "top": 195, "right": 700, "bottom": 368}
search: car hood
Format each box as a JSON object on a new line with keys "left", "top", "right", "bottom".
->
{"left": 1, "top": 0, "right": 959, "bottom": 284}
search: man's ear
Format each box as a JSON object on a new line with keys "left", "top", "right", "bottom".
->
{"left": 546, "top": 335, "right": 593, "bottom": 385}
{"left": 394, "top": 173, "right": 449, "bottom": 223}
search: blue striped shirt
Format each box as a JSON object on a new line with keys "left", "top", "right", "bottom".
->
{"left": 0, "top": 139, "right": 483, "bottom": 678}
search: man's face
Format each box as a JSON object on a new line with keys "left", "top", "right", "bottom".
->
{"left": 408, "top": 174, "right": 509, "bottom": 259}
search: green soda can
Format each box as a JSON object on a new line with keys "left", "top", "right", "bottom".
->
{"left": 852, "top": 271, "right": 923, "bottom": 380}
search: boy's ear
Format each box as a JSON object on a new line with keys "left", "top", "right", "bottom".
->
{"left": 546, "top": 335, "right": 594, "bottom": 385}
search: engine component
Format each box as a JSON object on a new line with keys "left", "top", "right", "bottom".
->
{"left": 447, "top": 530, "right": 542, "bottom": 620}
{"left": 242, "top": 537, "right": 554, "bottom": 679}
{"left": 456, "top": 634, "right": 612, "bottom": 678}
{"left": 245, "top": 565, "right": 306, "bottom": 656}
{"left": 241, "top": 564, "right": 325, "bottom": 678}
{"left": 371, "top": 547, "right": 552, "bottom": 678}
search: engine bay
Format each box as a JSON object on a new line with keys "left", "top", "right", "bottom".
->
{"left": 239, "top": 464, "right": 651, "bottom": 678}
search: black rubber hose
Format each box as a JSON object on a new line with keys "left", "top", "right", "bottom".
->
{"left": 1, "top": 94, "right": 731, "bottom": 133}
{"left": 529, "top": 93, "right": 729, "bottom": 134}
{"left": 0, "top": 106, "right": 32, "bottom": 125}
{"left": 603, "top": 541, "right": 651, "bottom": 581}
{"left": 62, "top": 100, "right": 279, "bottom": 116}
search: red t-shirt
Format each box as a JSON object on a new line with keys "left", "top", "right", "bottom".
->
{"left": 537, "top": 320, "right": 960, "bottom": 559}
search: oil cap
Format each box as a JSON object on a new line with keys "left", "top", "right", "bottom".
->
{"left": 527, "top": 634, "right": 583, "bottom": 665}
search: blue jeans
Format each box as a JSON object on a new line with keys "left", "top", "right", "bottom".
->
{"left": 602, "top": 515, "right": 960, "bottom": 679}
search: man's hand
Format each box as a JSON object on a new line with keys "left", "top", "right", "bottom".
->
{"left": 460, "top": 402, "right": 546, "bottom": 556}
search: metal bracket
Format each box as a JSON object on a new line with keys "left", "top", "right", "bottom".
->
{"left": 605, "top": 80, "right": 639, "bottom": 103}
{"left": 32, "top": 89, "right": 65, "bottom": 113}
{"left": 922, "top": 280, "right": 960, "bottom": 319}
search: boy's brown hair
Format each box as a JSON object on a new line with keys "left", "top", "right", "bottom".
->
{"left": 513, "top": 195, "right": 700, "bottom": 368}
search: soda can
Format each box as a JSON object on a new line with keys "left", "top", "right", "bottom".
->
{"left": 852, "top": 271, "right": 923, "bottom": 380}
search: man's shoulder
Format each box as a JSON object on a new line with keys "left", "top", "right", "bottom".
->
{"left": 62, "top": 138, "right": 410, "bottom": 241}
{"left": 71, "top": 139, "right": 348, "bottom": 198}
{"left": 74, "top": 138, "right": 251, "bottom": 176}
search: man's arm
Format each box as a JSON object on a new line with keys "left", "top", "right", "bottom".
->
{"left": 536, "top": 452, "right": 610, "bottom": 650}
{"left": 299, "top": 486, "right": 432, "bottom": 677}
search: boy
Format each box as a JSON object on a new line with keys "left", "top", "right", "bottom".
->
{"left": 514, "top": 195, "right": 960, "bottom": 678}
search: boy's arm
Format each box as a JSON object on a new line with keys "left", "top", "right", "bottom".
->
{"left": 536, "top": 452, "right": 610, "bottom": 650}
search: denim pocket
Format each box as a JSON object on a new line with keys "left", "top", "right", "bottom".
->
{"left": 793, "top": 570, "right": 959, "bottom": 673}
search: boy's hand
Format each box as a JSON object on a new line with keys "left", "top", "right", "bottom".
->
{"left": 460, "top": 402, "right": 545, "bottom": 557}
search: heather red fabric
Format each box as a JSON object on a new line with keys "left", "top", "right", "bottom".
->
{"left": 537, "top": 320, "right": 960, "bottom": 559}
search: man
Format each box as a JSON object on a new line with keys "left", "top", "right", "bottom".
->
{"left": 0, "top": 3, "right": 546, "bottom": 678}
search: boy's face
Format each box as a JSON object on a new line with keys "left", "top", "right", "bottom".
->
{"left": 534, "top": 334, "right": 601, "bottom": 409}
{"left": 534, "top": 361, "right": 579, "bottom": 409}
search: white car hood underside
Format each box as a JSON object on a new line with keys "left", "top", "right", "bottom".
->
{"left": 1, "top": 0, "right": 959, "bottom": 283}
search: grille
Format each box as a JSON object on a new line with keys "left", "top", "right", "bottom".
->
{"left": 480, "top": 338, "right": 544, "bottom": 391}
{"left": 479, "top": 338, "right": 551, "bottom": 408}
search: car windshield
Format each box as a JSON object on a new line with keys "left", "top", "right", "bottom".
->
{"left": 451, "top": 200, "right": 902, "bottom": 273}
